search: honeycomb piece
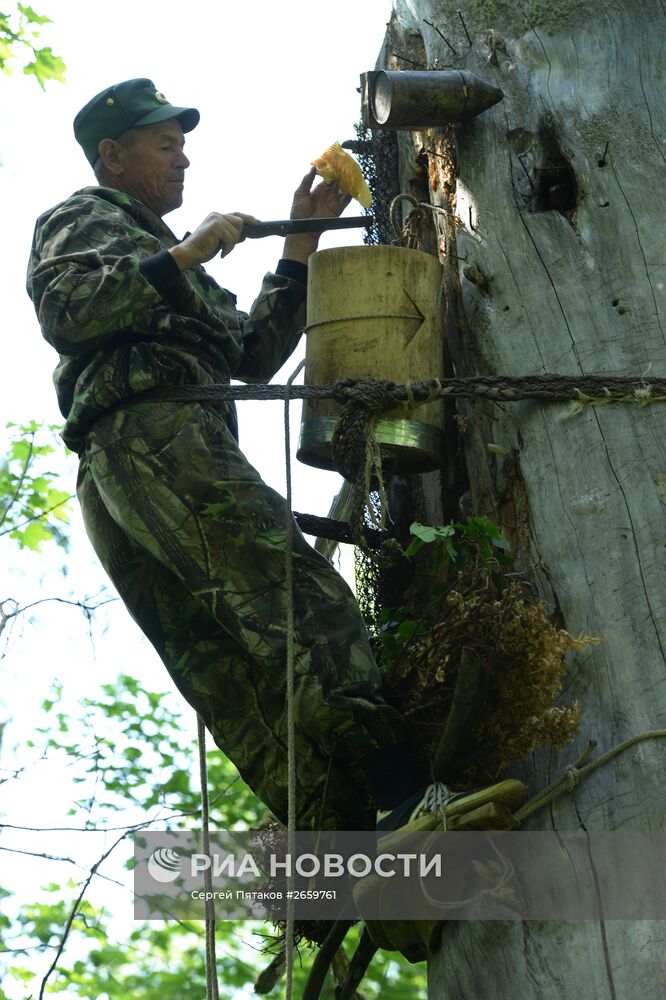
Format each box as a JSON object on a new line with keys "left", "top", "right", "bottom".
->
{"left": 312, "top": 141, "right": 372, "bottom": 209}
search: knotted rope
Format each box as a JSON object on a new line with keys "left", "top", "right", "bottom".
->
{"left": 331, "top": 377, "right": 399, "bottom": 541}
{"left": 115, "top": 372, "right": 666, "bottom": 550}
{"left": 512, "top": 729, "right": 666, "bottom": 826}
{"left": 116, "top": 372, "right": 666, "bottom": 409}
{"left": 406, "top": 730, "right": 666, "bottom": 922}
{"left": 390, "top": 193, "right": 426, "bottom": 249}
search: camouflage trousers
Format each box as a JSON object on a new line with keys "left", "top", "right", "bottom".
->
{"left": 77, "top": 400, "right": 415, "bottom": 830}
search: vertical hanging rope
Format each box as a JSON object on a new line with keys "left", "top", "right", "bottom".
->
{"left": 284, "top": 358, "right": 305, "bottom": 1000}
{"left": 197, "top": 714, "right": 220, "bottom": 1000}
{"left": 389, "top": 192, "right": 425, "bottom": 248}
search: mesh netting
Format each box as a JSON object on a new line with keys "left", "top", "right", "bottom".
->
{"left": 347, "top": 124, "right": 402, "bottom": 630}
{"left": 349, "top": 123, "right": 399, "bottom": 246}
{"left": 354, "top": 491, "right": 385, "bottom": 631}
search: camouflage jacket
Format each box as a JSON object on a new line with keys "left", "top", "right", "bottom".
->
{"left": 27, "top": 186, "right": 307, "bottom": 453}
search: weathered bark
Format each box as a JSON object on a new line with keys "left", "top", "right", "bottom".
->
{"left": 377, "top": 1, "right": 666, "bottom": 996}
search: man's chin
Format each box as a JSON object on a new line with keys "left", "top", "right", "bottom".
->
{"left": 161, "top": 191, "right": 184, "bottom": 216}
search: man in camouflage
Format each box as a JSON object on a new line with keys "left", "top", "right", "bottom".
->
{"left": 27, "top": 79, "right": 423, "bottom": 832}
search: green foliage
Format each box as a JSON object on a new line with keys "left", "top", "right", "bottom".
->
{"left": 31, "top": 672, "right": 266, "bottom": 826}
{"left": 4, "top": 890, "right": 423, "bottom": 998}
{"left": 7, "top": 893, "right": 213, "bottom": 998}
{"left": 404, "top": 516, "right": 511, "bottom": 568}
{"left": 3, "top": 670, "right": 427, "bottom": 998}
{"left": 4, "top": 674, "right": 268, "bottom": 996}
{"left": 0, "top": 4, "right": 65, "bottom": 87}
{"left": 0, "top": 421, "right": 73, "bottom": 551}
{"left": 373, "top": 517, "right": 513, "bottom": 672}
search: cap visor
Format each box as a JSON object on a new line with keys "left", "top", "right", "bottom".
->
{"left": 132, "top": 105, "right": 200, "bottom": 133}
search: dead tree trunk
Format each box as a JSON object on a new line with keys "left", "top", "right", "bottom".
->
{"left": 376, "top": 1, "right": 666, "bottom": 996}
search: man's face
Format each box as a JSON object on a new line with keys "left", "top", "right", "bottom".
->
{"left": 111, "top": 119, "right": 190, "bottom": 216}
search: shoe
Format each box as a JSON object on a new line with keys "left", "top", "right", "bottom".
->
{"left": 376, "top": 779, "right": 527, "bottom": 832}
{"left": 377, "top": 782, "right": 455, "bottom": 831}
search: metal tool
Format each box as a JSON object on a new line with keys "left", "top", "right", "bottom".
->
{"left": 243, "top": 216, "right": 373, "bottom": 239}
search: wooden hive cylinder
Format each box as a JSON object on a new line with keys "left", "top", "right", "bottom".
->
{"left": 297, "top": 245, "right": 446, "bottom": 476}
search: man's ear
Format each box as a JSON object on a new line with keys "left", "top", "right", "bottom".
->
{"left": 98, "top": 138, "right": 124, "bottom": 176}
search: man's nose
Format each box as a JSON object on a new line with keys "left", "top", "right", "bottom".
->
{"left": 176, "top": 149, "right": 190, "bottom": 169}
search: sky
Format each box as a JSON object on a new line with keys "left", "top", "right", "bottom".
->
{"left": 0, "top": 1, "right": 396, "bottom": 994}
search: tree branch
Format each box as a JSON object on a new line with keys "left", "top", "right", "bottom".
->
{"left": 0, "top": 494, "right": 73, "bottom": 539}
{"left": 0, "top": 434, "right": 34, "bottom": 528}
{"left": 38, "top": 831, "right": 128, "bottom": 1000}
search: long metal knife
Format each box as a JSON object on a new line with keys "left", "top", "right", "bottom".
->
{"left": 243, "top": 216, "right": 373, "bottom": 239}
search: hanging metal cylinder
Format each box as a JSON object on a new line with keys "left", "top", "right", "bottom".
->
{"left": 361, "top": 70, "right": 503, "bottom": 130}
{"left": 296, "top": 245, "right": 446, "bottom": 476}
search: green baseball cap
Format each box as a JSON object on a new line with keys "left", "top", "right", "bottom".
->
{"left": 74, "top": 78, "right": 200, "bottom": 166}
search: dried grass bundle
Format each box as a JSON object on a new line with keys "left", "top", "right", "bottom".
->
{"left": 383, "top": 577, "right": 589, "bottom": 787}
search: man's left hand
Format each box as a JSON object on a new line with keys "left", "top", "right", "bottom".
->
{"left": 283, "top": 168, "right": 352, "bottom": 265}
{"left": 290, "top": 167, "right": 351, "bottom": 222}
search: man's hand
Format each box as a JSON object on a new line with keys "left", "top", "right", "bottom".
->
{"left": 170, "top": 212, "right": 259, "bottom": 271}
{"left": 290, "top": 167, "right": 351, "bottom": 221}
{"left": 283, "top": 168, "right": 352, "bottom": 265}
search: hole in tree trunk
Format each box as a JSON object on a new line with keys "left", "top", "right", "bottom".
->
{"left": 528, "top": 123, "right": 578, "bottom": 221}
{"left": 531, "top": 163, "right": 577, "bottom": 216}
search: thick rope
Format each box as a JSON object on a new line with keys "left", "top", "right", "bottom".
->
{"left": 330, "top": 377, "right": 396, "bottom": 541}
{"left": 283, "top": 360, "right": 304, "bottom": 1000}
{"left": 197, "top": 714, "right": 220, "bottom": 1000}
{"left": 111, "top": 373, "right": 666, "bottom": 408}
{"left": 113, "top": 371, "right": 666, "bottom": 545}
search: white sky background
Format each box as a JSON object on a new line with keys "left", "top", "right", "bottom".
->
{"left": 0, "top": 1, "right": 396, "bottom": 994}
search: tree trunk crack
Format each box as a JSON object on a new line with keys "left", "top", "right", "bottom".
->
{"left": 529, "top": 25, "right": 555, "bottom": 110}
{"left": 496, "top": 237, "right": 548, "bottom": 370}
{"left": 571, "top": 36, "right": 595, "bottom": 120}
{"left": 573, "top": 799, "right": 620, "bottom": 1000}
{"left": 593, "top": 419, "right": 666, "bottom": 664}
{"left": 609, "top": 162, "right": 666, "bottom": 346}
{"left": 638, "top": 59, "right": 666, "bottom": 163}
{"left": 517, "top": 214, "right": 582, "bottom": 366}
{"left": 539, "top": 413, "right": 602, "bottom": 621}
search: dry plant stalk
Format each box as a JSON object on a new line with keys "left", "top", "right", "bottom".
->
{"left": 384, "top": 580, "right": 593, "bottom": 786}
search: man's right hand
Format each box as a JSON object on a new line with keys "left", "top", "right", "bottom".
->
{"left": 169, "top": 212, "right": 259, "bottom": 270}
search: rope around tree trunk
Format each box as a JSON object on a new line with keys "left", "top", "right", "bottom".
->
{"left": 116, "top": 372, "right": 666, "bottom": 544}
{"left": 107, "top": 372, "right": 666, "bottom": 408}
